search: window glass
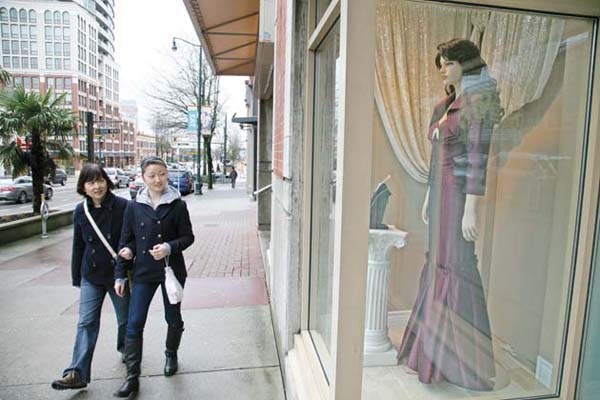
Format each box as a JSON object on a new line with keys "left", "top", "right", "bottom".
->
{"left": 32, "top": 76, "right": 39, "bottom": 89}
{"left": 30, "top": 41, "right": 37, "bottom": 55}
{"left": 19, "top": 9, "right": 26, "bottom": 23}
{"left": 2, "top": 55, "right": 9, "bottom": 67}
{"left": 29, "top": 26, "right": 36, "bottom": 39}
{"left": 45, "top": 41, "right": 52, "bottom": 56}
{"left": 20, "top": 41, "right": 28, "bottom": 54}
{"left": 308, "top": 19, "right": 341, "bottom": 380}
{"left": 9, "top": 8, "right": 17, "bottom": 22}
{"left": 54, "top": 42, "right": 61, "bottom": 56}
{"left": 54, "top": 58, "right": 61, "bottom": 70}
{"left": 11, "top": 40, "right": 18, "bottom": 54}
{"left": 54, "top": 27, "right": 61, "bottom": 39}
{"left": 21, "top": 56, "right": 28, "bottom": 69}
{"left": 63, "top": 27, "right": 70, "bottom": 40}
{"left": 45, "top": 57, "right": 52, "bottom": 69}
{"left": 1, "top": 24, "right": 8, "bottom": 38}
{"left": 577, "top": 214, "right": 600, "bottom": 399}
{"left": 63, "top": 43, "right": 70, "bottom": 56}
{"left": 30, "top": 57, "right": 37, "bottom": 69}
{"left": 56, "top": 78, "right": 63, "bottom": 90}
{"left": 63, "top": 58, "right": 70, "bottom": 69}
{"left": 20, "top": 25, "right": 27, "bottom": 38}
{"left": 1, "top": 40, "right": 8, "bottom": 53}
{"left": 10, "top": 24, "right": 18, "bottom": 38}
{"left": 44, "top": 11, "right": 51, "bottom": 25}
{"left": 0, "top": 8, "right": 7, "bottom": 22}
{"left": 362, "top": 1, "right": 596, "bottom": 399}
{"left": 28, "top": 10, "right": 36, "bottom": 23}
{"left": 44, "top": 26, "right": 51, "bottom": 39}
{"left": 53, "top": 11, "right": 60, "bottom": 25}
{"left": 11, "top": 55, "right": 19, "bottom": 68}
{"left": 63, "top": 11, "right": 69, "bottom": 25}
{"left": 315, "top": 0, "right": 333, "bottom": 27}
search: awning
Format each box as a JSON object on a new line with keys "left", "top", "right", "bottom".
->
{"left": 182, "top": 0, "right": 259, "bottom": 76}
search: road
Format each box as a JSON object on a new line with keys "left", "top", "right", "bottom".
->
{"left": 0, "top": 180, "right": 132, "bottom": 217}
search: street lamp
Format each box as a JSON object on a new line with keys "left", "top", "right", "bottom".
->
{"left": 172, "top": 36, "right": 203, "bottom": 195}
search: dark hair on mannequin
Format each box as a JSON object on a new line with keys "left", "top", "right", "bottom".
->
{"left": 435, "top": 38, "right": 486, "bottom": 77}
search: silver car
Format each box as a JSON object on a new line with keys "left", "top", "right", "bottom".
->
{"left": 103, "top": 168, "right": 130, "bottom": 188}
{"left": 0, "top": 176, "right": 53, "bottom": 204}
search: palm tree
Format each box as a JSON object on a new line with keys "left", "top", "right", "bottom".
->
{"left": 0, "top": 87, "right": 76, "bottom": 214}
{"left": 0, "top": 67, "right": 10, "bottom": 86}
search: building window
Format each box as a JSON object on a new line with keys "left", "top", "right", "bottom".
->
{"left": 53, "top": 11, "right": 60, "bottom": 25}
{"left": 9, "top": 8, "right": 17, "bottom": 23}
{"left": 30, "top": 57, "right": 37, "bottom": 68}
{"left": 1, "top": 39, "right": 8, "bottom": 53}
{"left": 44, "top": 10, "right": 51, "bottom": 25}
{"left": 62, "top": 11, "right": 69, "bottom": 25}
{"left": 28, "top": 10, "right": 36, "bottom": 23}
{"left": 308, "top": 18, "right": 340, "bottom": 380}
{"left": 1, "top": 23, "right": 8, "bottom": 38}
{"left": 45, "top": 57, "right": 52, "bottom": 69}
{"left": 0, "top": 8, "right": 7, "bottom": 22}
{"left": 360, "top": 1, "right": 597, "bottom": 399}
{"left": 19, "top": 9, "right": 26, "bottom": 23}
{"left": 29, "top": 26, "right": 36, "bottom": 39}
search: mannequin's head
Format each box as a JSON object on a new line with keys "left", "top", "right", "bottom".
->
{"left": 435, "top": 39, "right": 486, "bottom": 76}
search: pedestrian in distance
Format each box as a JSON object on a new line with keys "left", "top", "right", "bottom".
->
{"left": 51, "top": 164, "right": 130, "bottom": 391}
{"left": 113, "top": 156, "right": 194, "bottom": 398}
{"left": 229, "top": 165, "right": 238, "bottom": 189}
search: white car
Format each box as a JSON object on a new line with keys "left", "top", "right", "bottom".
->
{"left": 103, "top": 168, "right": 130, "bottom": 188}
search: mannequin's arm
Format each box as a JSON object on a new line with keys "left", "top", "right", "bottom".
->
{"left": 462, "top": 194, "right": 479, "bottom": 241}
{"left": 422, "top": 186, "right": 430, "bottom": 225}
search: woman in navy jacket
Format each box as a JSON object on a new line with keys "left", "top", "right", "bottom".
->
{"left": 51, "top": 164, "right": 130, "bottom": 391}
{"left": 113, "top": 156, "right": 194, "bottom": 398}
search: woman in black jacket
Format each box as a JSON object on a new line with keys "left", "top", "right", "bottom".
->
{"left": 51, "top": 164, "right": 130, "bottom": 391}
{"left": 113, "top": 156, "right": 194, "bottom": 398}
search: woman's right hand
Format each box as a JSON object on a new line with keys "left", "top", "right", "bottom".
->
{"left": 114, "top": 281, "right": 126, "bottom": 297}
{"left": 119, "top": 247, "right": 133, "bottom": 260}
{"left": 421, "top": 187, "right": 430, "bottom": 225}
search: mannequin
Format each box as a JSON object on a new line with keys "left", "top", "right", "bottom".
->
{"left": 397, "top": 39, "right": 502, "bottom": 391}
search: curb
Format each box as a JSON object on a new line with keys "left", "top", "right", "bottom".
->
{"left": 0, "top": 208, "right": 73, "bottom": 245}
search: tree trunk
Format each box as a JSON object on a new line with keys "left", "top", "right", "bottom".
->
{"left": 30, "top": 129, "right": 46, "bottom": 214}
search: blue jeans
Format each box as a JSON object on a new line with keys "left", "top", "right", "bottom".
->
{"left": 64, "top": 278, "right": 129, "bottom": 382}
{"left": 126, "top": 281, "right": 184, "bottom": 339}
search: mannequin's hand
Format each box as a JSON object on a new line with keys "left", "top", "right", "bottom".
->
{"left": 422, "top": 187, "right": 430, "bottom": 225}
{"left": 462, "top": 194, "right": 479, "bottom": 241}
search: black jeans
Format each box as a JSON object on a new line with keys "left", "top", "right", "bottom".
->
{"left": 126, "top": 281, "right": 183, "bottom": 339}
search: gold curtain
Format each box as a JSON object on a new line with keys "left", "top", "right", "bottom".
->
{"left": 375, "top": 0, "right": 564, "bottom": 182}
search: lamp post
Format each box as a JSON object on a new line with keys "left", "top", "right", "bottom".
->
{"left": 172, "top": 36, "right": 203, "bottom": 195}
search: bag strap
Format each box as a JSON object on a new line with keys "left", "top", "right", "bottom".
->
{"left": 83, "top": 200, "right": 117, "bottom": 260}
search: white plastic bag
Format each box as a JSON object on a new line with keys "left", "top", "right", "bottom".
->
{"left": 164, "top": 265, "right": 183, "bottom": 304}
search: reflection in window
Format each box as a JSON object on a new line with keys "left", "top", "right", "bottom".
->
{"left": 363, "top": 1, "right": 596, "bottom": 399}
{"left": 309, "top": 19, "right": 341, "bottom": 380}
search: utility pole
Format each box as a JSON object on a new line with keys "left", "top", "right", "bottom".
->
{"left": 223, "top": 112, "right": 227, "bottom": 168}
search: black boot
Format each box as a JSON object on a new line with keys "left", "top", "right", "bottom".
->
{"left": 164, "top": 325, "right": 184, "bottom": 376}
{"left": 113, "top": 337, "right": 143, "bottom": 398}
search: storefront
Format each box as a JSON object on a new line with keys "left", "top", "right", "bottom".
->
{"left": 285, "top": 0, "right": 600, "bottom": 399}
{"left": 183, "top": 0, "right": 600, "bottom": 399}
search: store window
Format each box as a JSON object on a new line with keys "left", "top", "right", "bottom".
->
{"left": 362, "top": 1, "right": 595, "bottom": 399}
{"left": 577, "top": 216, "right": 600, "bottom": 399}
{"left": 308, "top": 19, "right": 341, "bottom": 380}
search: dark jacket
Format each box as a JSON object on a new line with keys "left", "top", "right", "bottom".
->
{"left": 71, "top": 192, "right": 128, "bottom": 287}
{"left": 116, "top": 189, "right": 194, "bottom": 284}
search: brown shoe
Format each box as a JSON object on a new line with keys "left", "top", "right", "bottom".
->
{"left": 51, "top": 371, "right": 87, "bottom": 390}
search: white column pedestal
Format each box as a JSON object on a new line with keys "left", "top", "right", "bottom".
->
{"left": 363, "top": 227, "right": 407, "bottom": 367}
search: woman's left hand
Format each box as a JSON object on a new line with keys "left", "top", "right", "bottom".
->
{"left": 149, "top": 243, "right": 169, "bottom": 260}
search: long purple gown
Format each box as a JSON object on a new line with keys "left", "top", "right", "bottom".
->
{"left": 397, "top": 93, "right": 496, "bottom": 391}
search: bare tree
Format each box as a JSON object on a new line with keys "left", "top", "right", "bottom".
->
{"left": 144, "top": 47, "right": 222, "bottom": 189}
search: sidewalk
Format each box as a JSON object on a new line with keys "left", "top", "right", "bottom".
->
{"left": 0, "top": 180, "right": 285, "bottom": 400}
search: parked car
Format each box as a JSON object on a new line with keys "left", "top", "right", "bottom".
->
{"left": 0, "top": 176, "right": 53, "bottom": 204}
{"left": 168, "top": 169, "right": 194, "bottom": 195}
{"left": 103, "top": 168, "right": 130, "bottom": 188}
{"left": 45, "top": 168, "right": 67, "bottom": 186}
{"left": 128, "top": 169, "right": 195, "bottom": 199}
{"left": 128, "top": 177, "right": 146, "bottom": 200}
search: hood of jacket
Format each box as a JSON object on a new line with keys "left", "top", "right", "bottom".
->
{"left": 136, "top": 185, "right": 181, "bottom": 208}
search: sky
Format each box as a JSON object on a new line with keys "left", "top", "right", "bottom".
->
{"left": 113, "top": 0, "right": 248, "bottom": 134}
